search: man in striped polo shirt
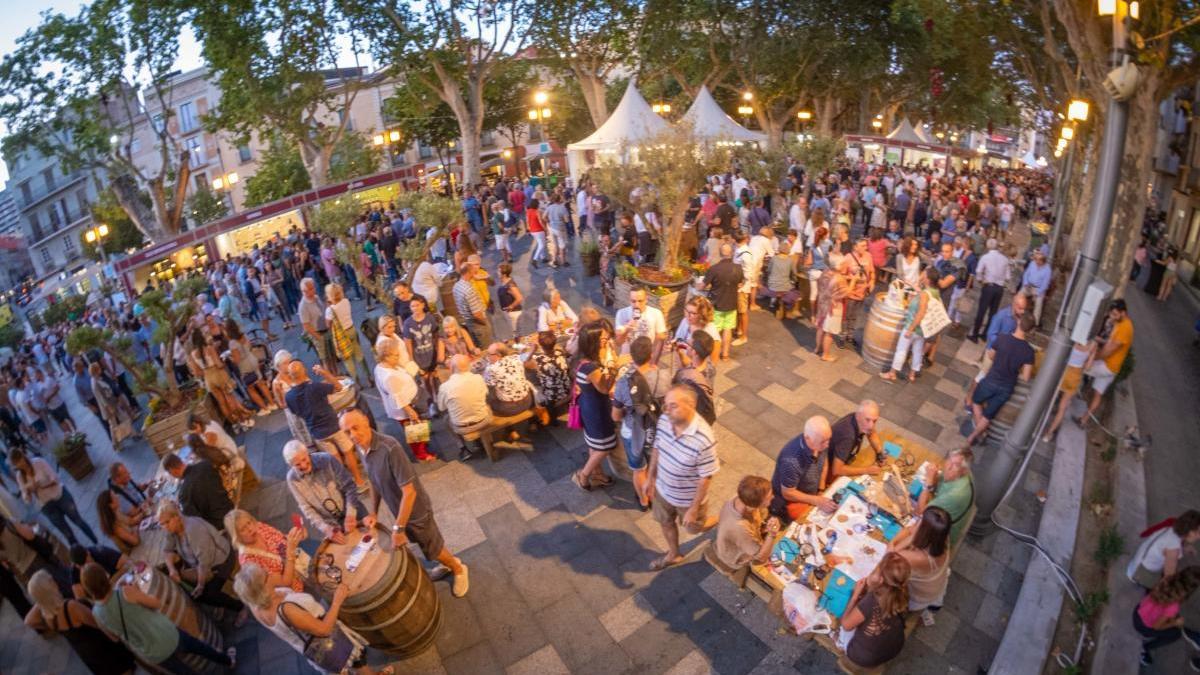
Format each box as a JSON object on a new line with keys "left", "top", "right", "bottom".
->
{"left": 648, "top": 385, "right": 720, "bottom": 571}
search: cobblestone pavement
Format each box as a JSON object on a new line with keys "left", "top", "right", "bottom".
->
{"left": 0, "top": 221, "right": 1049, "bottom": 674}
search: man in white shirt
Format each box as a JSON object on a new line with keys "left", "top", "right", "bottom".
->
{"left": 615, "top": 287, "right": 668, "bottom": 361}
{"left": 437, "top": 355, "right": 493, "bottom": 461}
{"left": 410, "top": 251, "right": 445, "bottom": 313}
{"left": 969, "top": 238, "right": 1010, "bottom": 342}
{"left": 732, "top": 231, "right": 757, "bottom": 347}
{"left": 730, "top": 172, "right": 749, "bottom": 202}
{"left": 575, "top": 183, "right": 591, "bottom": 233}
{"left": 788, "top": 195, "right": 808, "bottom": 240}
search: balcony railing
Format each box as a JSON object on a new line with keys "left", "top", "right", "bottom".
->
{"left": 18, "top": 172, "right": 87, "bottom": 209}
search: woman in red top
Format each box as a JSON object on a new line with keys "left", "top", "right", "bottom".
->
{"left": 527, "top": 198, "right": 548, "bottom": 267}
{"left": 1132, "top": 566, "right": 1200, "bottom": 667}
{"left": 225, "top": 509, "right": 308, "bottom": 592}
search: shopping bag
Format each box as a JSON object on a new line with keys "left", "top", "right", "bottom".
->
{"left": 920, "top": 296, "right": 952, "bottom": 337}
{"left": 404, "top": 420, "right": 431, "bottom": 444}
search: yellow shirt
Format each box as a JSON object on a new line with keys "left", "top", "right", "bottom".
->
{"left": 471, "top": 271, "right": 491, "bottom": 307}
{"left": 1103, "top": 317, "right": 1133, "bottom": 373}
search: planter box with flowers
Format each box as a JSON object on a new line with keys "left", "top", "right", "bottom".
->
{"left": 613, "top": 263, "right": 692, "bottom": 329}
{"left": 54, "top": 433, "right": 93, "bottom": 480}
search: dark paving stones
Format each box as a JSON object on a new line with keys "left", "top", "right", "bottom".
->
{"left": 909, "top": 417, "right": 945, "bottom": 442}
{"left": 440, "top": 639, "right": 506, "bottom": 675}
{"left": 720, "top": 385, "right": 773, "bottom": 416}
{"left": 927, "top": 389, "right": 960, "bottom": 411}
{"left": 459, "top": 541, "right": 550, "bottom": 668}
{"left": 536, "top": 591, "right": 631, "bottom": 674}
{"left": 831, "top": 379, "right": 864, "bottom": 403}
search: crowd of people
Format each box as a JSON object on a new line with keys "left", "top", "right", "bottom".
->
{"left": 1, "top": 155, "right": 1152, "bottom": 674}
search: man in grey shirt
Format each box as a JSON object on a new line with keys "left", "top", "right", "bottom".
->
{"left": 452, "top": 260, "right": 493, "bottom": 348}
{"left": 283, "top": 441, "right": 372, "bottom": 544}
{"left": 543, "top": 193, "right": 570, "bottom": 268}
{"left": 340, "top": 410, "right": 470, "bottom": 597}
{"left": 297, "top": 277, "right": 335, "bottom": 370}
{"left": 157, "top": 500, "right": 246, "bottom": 618}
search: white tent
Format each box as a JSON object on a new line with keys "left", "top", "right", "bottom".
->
{"left": 885, "top": 119, "right": 927, "bottom": 145}
{"left": 567, "top": 80, "right": 670, "bottom": 180}
{"left": 678, "top": 85, "right": 766, "bottom": 145}
{"left": 910, "top": 120, "right": 936, "bottom": 144}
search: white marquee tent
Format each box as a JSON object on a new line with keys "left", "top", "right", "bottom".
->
{"left": 567, "top": 80, "right": 670, "bottom": 180}
{"left": 678, "top": 85, "right": 766, "bottom": 145}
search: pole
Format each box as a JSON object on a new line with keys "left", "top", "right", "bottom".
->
{"left": 971, "top": 67, "right": 1130, "bottom": 536}
{"left": 1048, "top": 138, "right": 1077, "bottom": 264}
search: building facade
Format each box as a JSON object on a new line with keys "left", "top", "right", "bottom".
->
{"left": 3, "top": 145, "right": 101, "bottom": 280}
{"left": 1154, "top": 84, "right": 1200, "bottom": 287}
{"left": 0, "top": 189, "right": 22, "bottom": 236}
{"left": 0, "top": 234, "right": 35, "bottom": 291}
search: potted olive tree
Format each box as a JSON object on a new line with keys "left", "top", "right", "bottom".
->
{"left": 590, "top": 125, "right": 734, "bottom": 326}
{"left": 53, "top": 433, "right": 93, "bottom": 480}
{"left": 66, "top": 275, "right": 211, "bottom": 457}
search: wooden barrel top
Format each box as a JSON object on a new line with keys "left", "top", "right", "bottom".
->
{"left": 309, "top": 527, "right": 395, "bottom": 600}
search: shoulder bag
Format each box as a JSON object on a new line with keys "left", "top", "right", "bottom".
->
{"left": 567, "top": 362, "right": 585, "bottom": 430}
{"left": 277, "top": 601, "right": 358, "bottom": 673}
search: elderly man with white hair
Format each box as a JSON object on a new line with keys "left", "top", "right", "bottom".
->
{"left": 768, "top": 415, "right": 835, "bottom": 522}
{"left": 283, "top": 441, "right": 375, "bottom": 544}
{"left": 968, "top": 237, "right": 1010, "bottom": 343}
{"left": 297, "top": 276, "right": 335, "bottom": 371}
{"left": 437, "top": 355, "right": 493, "bottom": 461}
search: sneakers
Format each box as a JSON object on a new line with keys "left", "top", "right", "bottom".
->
{"left": 428, "top": 564, "right": 451, "bottom": 581}
{"left": 731, "top": 337, "right": 748, "bottom": 346}
{"left": 920, "top": 609, "right": 936, "bottom": 627}
{"left": 1139, "top": 650, "right": 1152, "bottom": 666}
{"left": 452, "top": 564, "right": 470, "bottom": 597}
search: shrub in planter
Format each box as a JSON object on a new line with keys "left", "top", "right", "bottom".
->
{"left": 53, "top": 433, "right": 93, "bottom": 480}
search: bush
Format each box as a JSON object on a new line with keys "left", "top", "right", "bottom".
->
{"left": 1074, "top": 589, "right": 1109, "bottom": 624}
{"left": 1093, "top": 526, "right": 1125, "bottom": 567}
{"left": 0, "top": 322, "right": 24, "bottom": 349}
{"left": 41, "top": 294, "right": 88, "bottom": 327}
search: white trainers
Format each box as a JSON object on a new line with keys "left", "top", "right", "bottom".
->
{"left": 452, "top": 564, "right": 470, "bottom": 598}
{"left": 731, "top": 337, "right": 748, "bottom": 346}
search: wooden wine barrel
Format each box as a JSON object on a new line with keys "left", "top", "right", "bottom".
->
{"left": 126, "top": 566, "right": 223, "bottom": 674}
{"left": 310, "top": 528, "right": 441, "bottom": 657}
{"left": 862, "top": 292, "right": 907, "bottom": 369}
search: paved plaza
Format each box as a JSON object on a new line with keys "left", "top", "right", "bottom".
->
{"left": 0, "top": 230, "right": 1050, "bottom": 674}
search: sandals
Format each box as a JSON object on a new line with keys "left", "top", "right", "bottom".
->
{"left": 650, "top": 555, "right": 684, "bottom": 571}
{"left": 572, "top": 471, "right": 592, "bottom": 491}
{"left": 589, "top": 473, "right": 614, "bottom": 488}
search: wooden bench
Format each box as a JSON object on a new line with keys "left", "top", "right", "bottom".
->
{"left": 460, "top": 410, "right": 534, "bottom": 461}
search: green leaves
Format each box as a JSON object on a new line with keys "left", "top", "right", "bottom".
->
{"left": 185, "top": 185, "right": 230, "bottom": 227}
{"left": 242, "top": 141, "right": 313, "bottom": 208}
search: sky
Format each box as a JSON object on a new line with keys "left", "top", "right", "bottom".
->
{"left": 0, "top": 0, "right": 205, "bottom": 190}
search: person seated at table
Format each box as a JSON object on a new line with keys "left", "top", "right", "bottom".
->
{"left": 525, "top": 330, "right": 572, "bottom": 420}
{"left": 838, "top": 552, "right": 912, "bottom": 670}
{"left": 708, "top": 475, "right": 781, "bottom": 579}
{"left": 537, "top": 288, "right": 578, "bottom": 333}
{"left": 964, "top": 313, "right": 1035, "bottom": 448}
{"left": 188, "top": 412, "right": 241, "bottom": 464}
{"left": 162, "top": 452, "right": 234, "bottom": 531}
{"left": 183, "top": 432, "right": 235, "bottom": 471}
{"left": 441, "top": 315, "right": 480, "bottom": 361}
{"left": 887, "top": 506, "right": 952, "bottom": 620}
{"left": 438, "top": 355, "right": 493, "bottom": 462}
{"left": 283, "top": 441, "right": 375, "bottom": 544}
{"left": 107, "top": 462, "right": 149, "bottom": 517}
{"left": 224, "top": 509, "right": 307, "bottom": 593}
{"left": 917, "top": 448, "right": 975, "bottom": 548}
{"left": 482, "top": 343, "right": 539, "bottom": 419}
{"left": 769, "top": 416, "right": 835, "bottom": 522}
{"left": 156, "top": 501, "right": 249, "bottom": 623}
{"left": 828, "top": 400, "right": 885, "bottom": 479}
{"left": 234, "top": 564, "right": 392, "bottom": 675}
{"left": 25, "top": 569, "right": 138, "bottom": 675}
{"left": 81, "top": 562, "right": 236, "bottom": 672}
{"left": 67, "top": 544, "right": 126, "bottom": 600}
{"left": 96, "top": 489, "right": 141, "bottom": 555}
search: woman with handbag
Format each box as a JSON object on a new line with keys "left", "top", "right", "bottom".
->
{"left": 325, "top": 283, "right": 373, "bottom": 389}
{"left": 374, "top": 339, "right": 435, "bottom": 462}
{"left": 88, "top": 362, "right": 135, "bottom": 449}
{"left": 235, "top": 564, "right": 393, "bottom": 675}
{"left": 880, "top": 267, "right": 940, "bottom": 382}
{"left": 570, "top": 320, "right": 618, "bottom": 491}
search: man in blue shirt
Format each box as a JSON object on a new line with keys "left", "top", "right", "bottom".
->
{"left": 963, "top": 293, "right": 1028, "bottom": 411}
{"left": 1020, "top": 249, "right": 1052, "bottom": 326}
{"left": 462, "top": 191, "right": 483, "bottom": 234}
{"left": 768, "top": 416, "right": 834, "bottom": 522}
{"left": 283, "top": 361, "right": 364, "bottom": 485}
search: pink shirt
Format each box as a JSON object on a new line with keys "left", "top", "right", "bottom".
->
{"left": 868, "top": 238, "right": 890, "bottom": 268}
{"left": 1137, "top": 595, "right": 1179, "bottom": 628}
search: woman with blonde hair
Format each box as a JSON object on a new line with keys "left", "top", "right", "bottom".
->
{"left": 235, "top": 564, "right": 393, "bottom": 674}
{"left": 441, "top": 315, "right": 479, "bottom": 360}
{"left": 839, "top": 552, "right": 912, "bottom": 669}
{"left": 325, "top": 282, "right": 372, "bottom": 389}
{"left": 25, "top": 569, "right": 136, "bottom": 674}
{"left": 673, "top": 295, "right": 722, "bottom": 360}
{"left": 224, "top": 509, "right": 308, "bottom": 593}
{"left": 374, "top": 315, "right": 415, "bottom": 374}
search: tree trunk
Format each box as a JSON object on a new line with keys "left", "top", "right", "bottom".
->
{"left": 762, "top": 117, "right": 785, "bottom": 149}
{"left": 299, "top": 141, "right": 335, "bottom": 190}
{"left": 572, "top": 64, "right": 609, "bottom": 129}
{"left": 1101, "top": 85, "right": 1160, "bottom": 295}
{"left": 110, "top": 173, "right": 166, "bottom": 242}
{"left": 656, "top": 202, "right": 688, "bottom": 275}
{"left": 817, "top": 96, "right": 837, "bottom": 135}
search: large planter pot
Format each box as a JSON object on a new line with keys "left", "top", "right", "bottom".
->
{"left": 580, "top": 250, "right": 601, "bottom": 277}
{"left": 56, "top": 441, "right": 94, "bottom": 481}
{"left": 143, "top": 393, "right": 218, "bottom": 458}
{"left": 614, "top": 275, "right": 689, "bottom": 329}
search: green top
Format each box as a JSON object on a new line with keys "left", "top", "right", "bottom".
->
{"left": 903, "top": 288, "right": 941, "bottom": 337}
{"left": 93, "top": 588, "right": 180, "bottom": 664}
{"left": 928, "top": 474, "right": 975, "bottom": 546}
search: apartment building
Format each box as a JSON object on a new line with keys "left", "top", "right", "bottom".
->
{"left": 3, "top": 145, "right": 101, "bottom": 280}
{"left": 0, "top": 188, "right": 22, "bottom": 236}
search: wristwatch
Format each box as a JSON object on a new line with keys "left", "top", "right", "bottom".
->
{"left": 392, "top": 524, "right": 402, "bottom": 532}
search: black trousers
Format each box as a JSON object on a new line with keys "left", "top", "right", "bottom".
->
{"left": 973, "top": 283, "right": 1004, "bottom": 338}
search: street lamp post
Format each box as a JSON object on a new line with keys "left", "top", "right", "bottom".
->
{"left": 796, "top": 110, "right": 813, "bottom": 141}
{"left": 972, "top": 0, "right": 1137, "bottom": 537}
{"left": 84, "top": 223, "right": 110, "bottom": 263}
{"left": 528, "top": 91, "right": 552, "bottom": 175}
{"left": 1049, "top": 99, "right": 1089, "bottom": 266}
{"left": 737, "top": 91, "right": 754, "bottom": 125}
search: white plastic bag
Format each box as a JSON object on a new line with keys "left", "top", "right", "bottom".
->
{"left": 781, "top": 582, "right": 833, "bottom": 636}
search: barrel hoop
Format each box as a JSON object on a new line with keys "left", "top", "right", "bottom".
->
{"left": 344, "top": 548, "right": 410, "bottom": 614}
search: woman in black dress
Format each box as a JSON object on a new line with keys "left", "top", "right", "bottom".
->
{"left": 571, "top": 320, "right": 618, "bottom": 490}
{"left": 25, "top": 570, "right": 135, "bottom": 675}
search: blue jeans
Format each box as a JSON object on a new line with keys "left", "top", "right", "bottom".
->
{"left": 158, "top": 626, "right": 232, "bottom": 674}
{"left": 41, "top": 491, "right": 97, "bottom": 547}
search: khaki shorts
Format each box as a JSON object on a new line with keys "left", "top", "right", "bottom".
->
{"left": 652, "top": 488, "right": 709, "bottom": 533}
{"left": 736, "top": 292, "right": 751, "bottom": 314}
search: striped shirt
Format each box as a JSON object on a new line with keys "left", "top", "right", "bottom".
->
{"left": 653, "top": 413, "right": 719, "bottom": 508}
{"left": 453, "top": 277, "right": 485, "bottom": 318}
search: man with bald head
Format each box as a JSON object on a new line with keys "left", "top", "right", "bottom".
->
{"left": 437, "top": 354, "right": 493, "bottom": 461}
{"left": 284, "top": 360, "right": 362, "bottom": 480}
{"left": 829, "top": 400, "right": 885, "bottom": 479}
{"left": 702, "top": 242, "right": 744, "bottom": 360}
{"left": 340, "top": 410, "right": 470, "bottom": 597}
{"left": 769, "top": 416, "right": 835, "bottom": 521}
{"left": 648, "top": 384, "right": 719, "bottom": 571}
